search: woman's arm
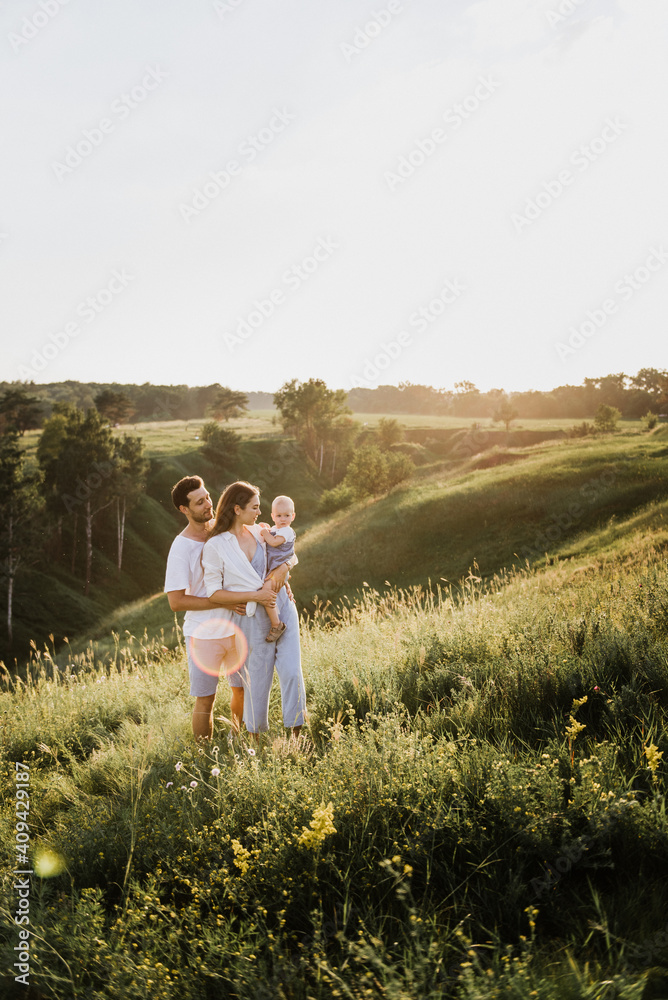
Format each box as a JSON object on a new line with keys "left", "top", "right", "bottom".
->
{"left": 209, "top": 585, "right": 277, "bottom": 608}
{"left": 201, "top": 531, "right": 276, "bottom": 608}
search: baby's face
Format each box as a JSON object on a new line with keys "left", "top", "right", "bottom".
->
{"left": 272, "top": 504, "right": 295, "bottom": 528}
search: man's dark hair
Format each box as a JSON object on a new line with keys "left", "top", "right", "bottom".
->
{"left": 171, "top": 475, "right": 204, "bottom": 511}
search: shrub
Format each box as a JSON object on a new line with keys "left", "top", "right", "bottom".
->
{"left": 318, "top": 482, "right": 355, "bottom": 514}
{"left": 199, "top": 421, "right": 240, "bottom": 468}
{"left": 384, "top": 452, "right": 414, "bottom": 489}
{"left": 344, "top": 444, "right": 390, "bottom": 497}
{"left": 642, "top": 410, "right": 659, "bottom": 430}
{"left": 376, "top": 417, "right": 404, "bottom": 450}
{"left": 568, "top": 421, "right": 596, "bottom": 438}
{"left": 343, "top": 444, "right": 413, "bottom": 499}
{"left": 594, "top": 404, "right": 621, "bottom": 434}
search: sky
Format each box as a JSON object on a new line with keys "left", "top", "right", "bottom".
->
{"left": 1, "top": 0, "right": 667, "bottom": 396}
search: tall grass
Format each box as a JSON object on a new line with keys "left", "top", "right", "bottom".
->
{"left": 1, "top": 508, "right": 668, "bottom": 997}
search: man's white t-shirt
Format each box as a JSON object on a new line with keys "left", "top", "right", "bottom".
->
{"left": 164, "top": 534, "right": 235, "bottom": 639}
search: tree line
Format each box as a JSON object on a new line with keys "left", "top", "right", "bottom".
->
{"left": 0, "top": 381, "right": 270, "bottom": 428}
{"left": 347, "top": 370, "right": 668, "bottom": 419}
{"left": 0, "top": 401, "right": 149, "bottom": 650}
{"left": 0, "top": 369, "right": 666, "bottom": 428}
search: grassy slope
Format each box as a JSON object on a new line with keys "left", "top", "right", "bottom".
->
{"left": 4, "top": 435, "right": 322, "bottom": 664}
{"left": 56, "top": 430, "right": 668, "bottom": 665}
{"left": 1, "top": 470, "right": 668, "bottom": 997}
{"left": 294, "top": 431, "right": 668, "bottom": 606}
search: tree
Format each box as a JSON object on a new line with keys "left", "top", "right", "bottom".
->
{"left": 36, "top": 403, "right": 78, "bottom": 561}
{"left": 342, "top": 445, "right": 413, "bottom": 499}
{"left": 344, "top": 445, "right": 389, "bottom": 498}
{"left": 209, "top": 387, "right": 248, "bottom": 422}
{"left": 274, "top": 379, "right": 350, "bottom": 471}
{"left": 594, "top": 404, "right": 621, "bottom": 434}
{"left": 452, "top": 381, "right": 482, "bottom": 417}
{"left": 200, "top": 422, "right": 240, "bottom": 470}
{"left": 493, "top": 397, "right": 519, "bottom": 432}
{"left": 0, "top": 427, "right": 43, "bottom": 645}
{"left": 0, "top": 387, "right": 44, "bottom": 434}
{"left": 112, "top": 434, "right": 148, "bottom": 574}
{"left": 94, "top": 389, "right": 134, "bottom": 425}
{"left": 38, "top": 407, "right": 117, "bottom": 593}
{"left": 376, "top": 417, "right": 404, "bottom": 450}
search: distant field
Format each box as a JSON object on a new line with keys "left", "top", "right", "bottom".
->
{"left": 110, "top": 413, "right": 646, "bottom": 458}
{"left": 21, "top": 411, "right": 645, "bottom": 462}
{"left": 113, "top": 411, "right": 282, "bottom": 457}
{"left": 351, "top": 412, "right": 642, "bottom": 431}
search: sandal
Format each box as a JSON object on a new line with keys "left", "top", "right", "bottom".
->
{"left": 265, "top": 622, "right": 287, "bottom": 643}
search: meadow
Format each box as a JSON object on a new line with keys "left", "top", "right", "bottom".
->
{"left": 1, "top": 421, "right": 668, "bottom": 998}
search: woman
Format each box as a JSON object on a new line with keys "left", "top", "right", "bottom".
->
{"left": 202, "top": 480, "right": 306, "bottom": 736}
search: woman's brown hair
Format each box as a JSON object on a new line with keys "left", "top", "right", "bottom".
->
{"left": 209, "top": 481, "right": 260, "bottom": 538}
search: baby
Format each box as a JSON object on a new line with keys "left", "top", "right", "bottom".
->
{"left": 259, "top": 495, "right": 296, "bottom": 642}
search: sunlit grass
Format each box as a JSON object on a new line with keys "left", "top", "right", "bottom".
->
{"left": 1, "top": 511, "right": 667, "bottom": 997}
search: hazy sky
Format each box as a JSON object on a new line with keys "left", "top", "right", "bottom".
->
{"left": 2, "top": 0, "right": 666, "bottom": 395}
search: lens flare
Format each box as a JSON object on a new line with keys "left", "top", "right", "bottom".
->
{"left": 34, "top": 848, "right": 66, "bottom": 878}
{"left": 190, "top": 620, "right": 249, "bottom": 678}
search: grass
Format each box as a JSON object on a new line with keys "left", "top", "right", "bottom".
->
{"left": 350, "top": 413, "right": 643, "bottom": 432}
{"left": 1, "top": 493, "right": 667, "bottom": 997}
{"left": 294, "top": 430, "right": 668, "bottom": 607}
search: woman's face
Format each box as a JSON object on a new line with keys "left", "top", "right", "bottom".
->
{"left": 235, "top": 493, "right": 261, "bottom": 525}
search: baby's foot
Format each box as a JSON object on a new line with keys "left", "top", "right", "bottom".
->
{"left": 265, "top": 623, "right": 287, "bottom": 643}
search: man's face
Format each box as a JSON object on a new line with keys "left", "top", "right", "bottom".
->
{"left": 184, "top": 486, "right": 213, "bottom": 523}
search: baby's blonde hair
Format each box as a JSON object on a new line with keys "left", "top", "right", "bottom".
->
{"left": 272, "top": 495, "right": 295, "bottom": 512}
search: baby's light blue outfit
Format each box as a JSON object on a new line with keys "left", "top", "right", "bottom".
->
{"left": 266, "top": 526, "right": 295, "bottom": 574}
{"left": 234, "top": 542, "right": 305, "bottom": 733}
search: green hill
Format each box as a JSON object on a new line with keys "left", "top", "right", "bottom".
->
{"left": 53, "top": 429, "right": 668, "bottom": 666}
{"left": 1, "top": 442, "right": 668, "bottom": 997}
{"left": 294, "top": 430, "right": 668, "bottom": 607}
{"left": 4, "top": 436, "right": 322, "bottom": 663}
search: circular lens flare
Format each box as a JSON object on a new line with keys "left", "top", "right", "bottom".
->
{"left": 190, "top": 620, "right": 249, "bottom": 678}
{"left": 34, "top": 848, "right": 66, "bottom": 878}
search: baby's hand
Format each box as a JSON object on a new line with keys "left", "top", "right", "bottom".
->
{"left": 259, "top": 522, "right": 271, "bottom": 531}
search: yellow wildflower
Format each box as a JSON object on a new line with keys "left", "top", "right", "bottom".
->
{"left": 231, "top": 839, "right": 251, "bottom": 875}
{"left": 566, "top": 695, "right": 587, "bottom": 741}
{"left": 644, "top": 742, "right": 663, "bottom": 783}
{"left": 565, "top": 717, "right": 586, "bottom": 740}
{"left": 297, "top": 801, "right": 336, "bottom": 850}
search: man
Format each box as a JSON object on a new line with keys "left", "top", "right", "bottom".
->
{"left": 164, "top": 475, "right": 247, "bottom": 742}
{"left": 164, "top": 476, "right": 289, "bottom": 741}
